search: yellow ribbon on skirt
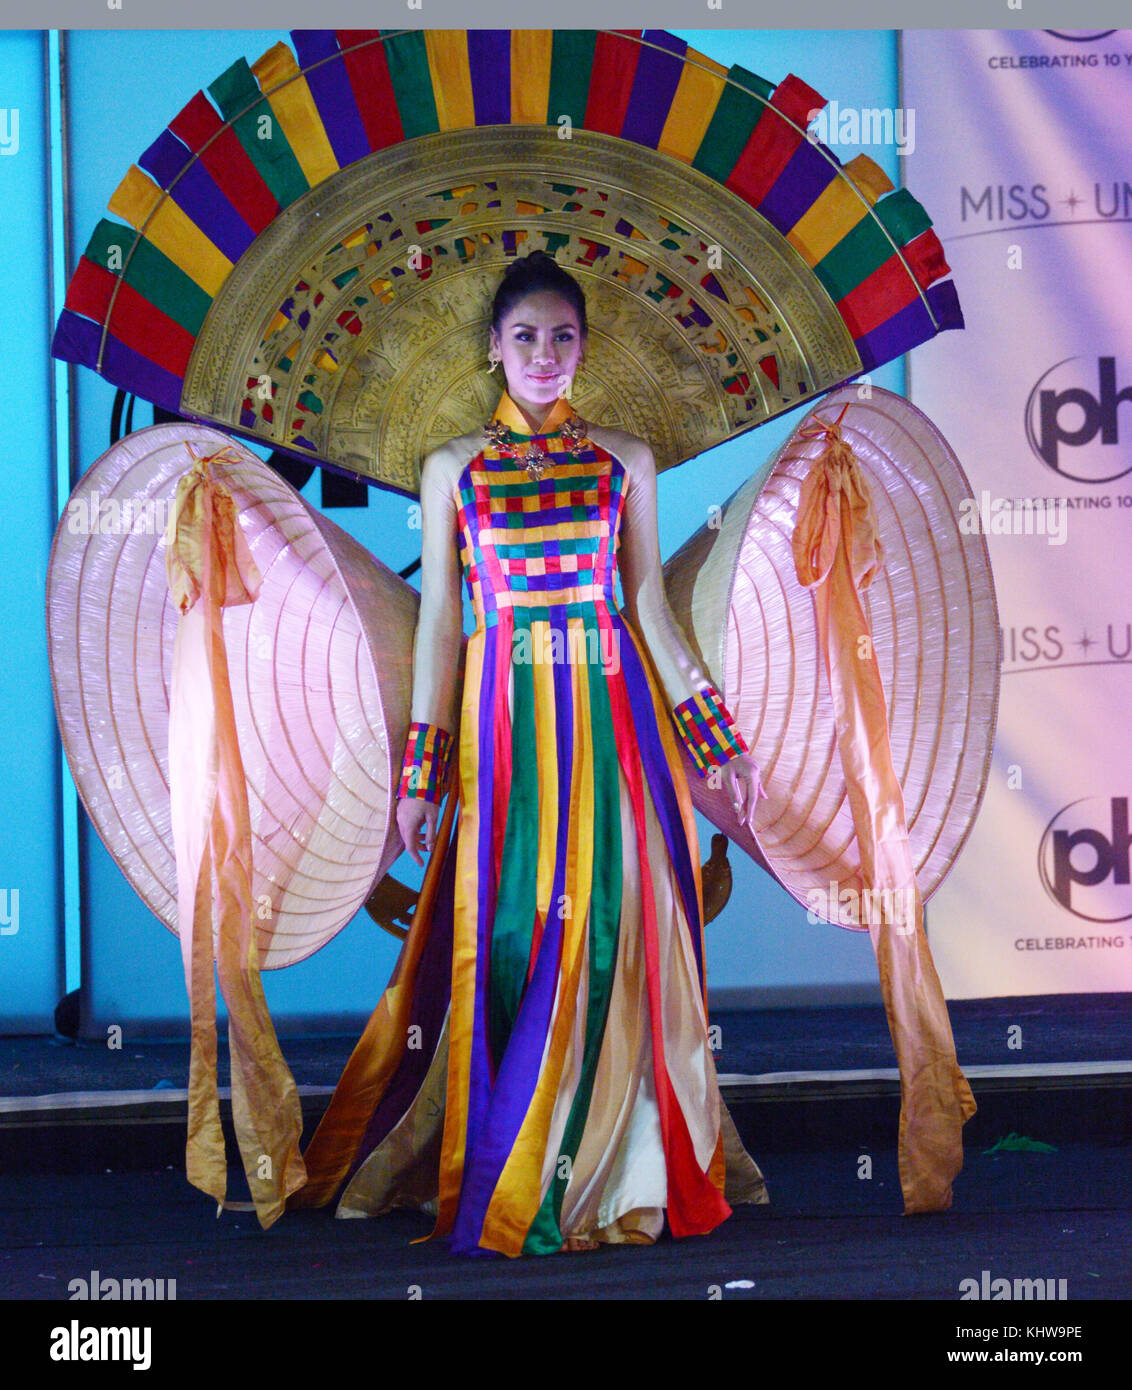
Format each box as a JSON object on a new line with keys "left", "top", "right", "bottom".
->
{"left": 165, "top": 448, "right": 306, "bottom": 1228}
{"left": 792, "top": 409, "right": 977, "bottom": 1213}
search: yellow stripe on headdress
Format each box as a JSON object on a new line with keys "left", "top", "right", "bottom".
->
{"left": 252, "top": 43, "right": 339, "bottom": 189}
{"left": 787, "top": 153, "right": 894, "bottom": 267}
{"left": 658, "top": 49, "right": 729, "bottom": 165}
{"left": 108, "top": 166, "right": 232, "bottom": 297}
{"left": 425, "top": 31, "right": 475, "bottom": 130}
{"left": 512, "top": 30, "right": 553, "bottom": 125}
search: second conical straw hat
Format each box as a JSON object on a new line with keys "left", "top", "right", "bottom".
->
{"left": 46, "top": 424, "right": 428, "bottom": 967}
{"left": 663, "top": 385, "right": 999, "bottom": 923}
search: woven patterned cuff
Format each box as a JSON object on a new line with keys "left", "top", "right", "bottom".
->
{"left": 397, "top": 722, "right": 455, "bottom": 803}
{"left": 671, "top": 684, "right": 749, "bottom": 777}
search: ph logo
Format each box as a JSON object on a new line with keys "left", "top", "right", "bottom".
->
{"left": 1025, "top": 357, "right": 1132, "bottom": 483}
{"left": 1038, "top": 796, "right": 1132, "bottom": 923}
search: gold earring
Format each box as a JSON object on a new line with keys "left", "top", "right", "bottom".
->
{"left": 487, "top": 346, "right": 501, "bottom": 374}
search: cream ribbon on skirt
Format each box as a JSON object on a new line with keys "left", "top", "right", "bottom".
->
{"left": 165, "top": 447, "right": 306, "bottom": 1228}
{"left": 791, "top": 408, "right": 977, "bottom": 1214}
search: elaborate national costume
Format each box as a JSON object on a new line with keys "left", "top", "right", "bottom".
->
{"left": 292, "top": 390, "right": 766, "bottom": 1253}
{"left": 45, "top": 29, "right": 997, "bottom": 1245}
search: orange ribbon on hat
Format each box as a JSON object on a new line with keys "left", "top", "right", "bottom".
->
{"left": 793, "top": 407, "right": 976, "bottom": 1214}
{"left": 165, "top": 447, "right": 306, "bottom": 1228}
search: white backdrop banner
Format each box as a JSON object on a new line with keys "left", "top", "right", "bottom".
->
{"left": 901, "top": 29, "right": 1132, "bottom": 997}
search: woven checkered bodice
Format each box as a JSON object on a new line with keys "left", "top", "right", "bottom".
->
{"left": 456, "top": 433, "right": 628, "bottom": 630}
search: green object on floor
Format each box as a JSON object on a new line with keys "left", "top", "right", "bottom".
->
{"left": 983, "top": 1132, "right": 1058, "bottom": 1155}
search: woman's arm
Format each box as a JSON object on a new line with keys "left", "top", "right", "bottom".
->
{"left": 408, "top": 446, "right": 463, "bottom": 733}
{"left": 618, "top": 439, "right": 763, "bottom": 830}
{"left": 396, "top": 446, "right": 463, "bottom": 862}
{"left": 618, "top": 439, "right": 716, "bottom": 709}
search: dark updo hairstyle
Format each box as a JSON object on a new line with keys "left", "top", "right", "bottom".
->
{"left": 490, "top": 250, "right": 588, "bottom": 338}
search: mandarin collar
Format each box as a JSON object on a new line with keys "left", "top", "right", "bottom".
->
{"left": 490, "top": 390, "right": 578, "bottom": 438}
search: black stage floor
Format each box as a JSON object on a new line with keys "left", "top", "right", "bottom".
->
{"left": 3, "top": 1147, "right": 1129, "bottom": 1301}
{"left": 2, "top": 994, "right": 1130, "bottom": 1321}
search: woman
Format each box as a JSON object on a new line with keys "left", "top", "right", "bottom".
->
{"left": 292, "top": 251, "right": 767, "bottom": 1255}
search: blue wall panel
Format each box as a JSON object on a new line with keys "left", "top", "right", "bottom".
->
{"left": 0, "top": 32, "right": 65, "bottom": 1030}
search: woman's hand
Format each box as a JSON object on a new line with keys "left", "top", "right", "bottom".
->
{"left": 719, "top": 752, "right": 766, "bottom": 835}
{"left": 396, "top": 795, "right": 441, "bottom": 867}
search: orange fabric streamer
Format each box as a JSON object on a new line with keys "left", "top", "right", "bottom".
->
{"left": 288, "top": 762, "right": 460, "bottom": 1210}
{"left": 792, "top": 409, "right": 976, "bottom": 1213}
{"left": 165, "top": 447, "right": 306, "bottom": 1228}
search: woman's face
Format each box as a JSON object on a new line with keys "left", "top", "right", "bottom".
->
{"left": 490, "top": 290, "right": 585, "bottom": 416}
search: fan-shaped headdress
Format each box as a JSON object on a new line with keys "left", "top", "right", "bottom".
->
{"left": 52, "top": 29, "right": 960, "bottom": 494}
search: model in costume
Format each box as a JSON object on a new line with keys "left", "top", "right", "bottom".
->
{"left": 288, "top": 252, "right": 768, "bottom": 1255}
{"left": 46, "top": 29, "right": 991, "bottom": 1238}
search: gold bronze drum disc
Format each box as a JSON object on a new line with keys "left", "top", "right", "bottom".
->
{"left": 183, "top": 127, "right": 860, "bottom": 495}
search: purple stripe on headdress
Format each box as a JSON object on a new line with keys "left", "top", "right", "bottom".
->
{"left": 291, "top": 30, "right": 372, "bottom": 168}
{"left": 926, "top": 277, "right": 964, "bottom": 331}
{"left": 620, "top": 29, "right": 685, "bottom": 147}
{"left": 51, "top": 309, "right": 101, "bottom": 370}
{"left": 137, "top": 130, "right": 257, "bottom": 265}
{"left": 464, "top": 620, "right": 502, "bottom": 1166}
{"left": 854, "top": 292, "right": 938, "bottom": 374}
{"left": 757, "top": 140, "right": 837, "bottom": 234}
{"left": 100, "top": 331, "right": 185, "bottom": 414}
{"left": 468, "top": 30, "right": 511, "bottom": 126}
{"left": 615, "top": 614, "right": 704, "bottom": 976}
{"left": 450, "top": 607, "right": 575, "bottom": 1253}
{"left": 346, "top": 818, "right": 459, "bottom": 1181}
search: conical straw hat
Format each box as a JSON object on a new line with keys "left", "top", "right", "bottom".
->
{"left": 664, "top": 385, "right": 999, "bottom": 924}
{"left": 46, "top": 423, "right": 424, "bottom": 967}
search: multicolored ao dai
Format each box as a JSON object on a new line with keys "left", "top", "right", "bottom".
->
{"left": 291, "top": 392, "right": 761, "bottom": 1255}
